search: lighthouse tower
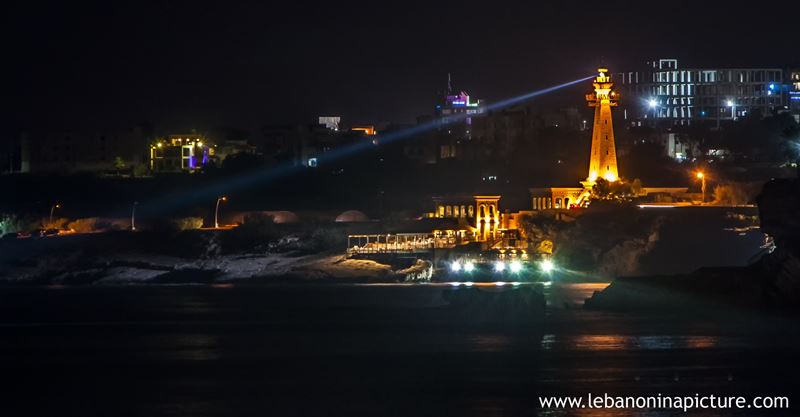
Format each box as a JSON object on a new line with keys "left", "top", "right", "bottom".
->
{"left": 583, "top": 68, "right": 619, "bottom": 185}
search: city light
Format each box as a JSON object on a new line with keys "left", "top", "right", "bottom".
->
{"left": 696, "top": 171, "right": 704, "bottom": 179}
{"left": 509, "top": 260, "right": 523, "bottom": 273}
{"left": 494, "top": 261, "right": 505, "bottom": 272}
{"left": 214, "top": 196, "right": 228, "bottom": 228}
{"left": 450, "top": 261, "right": 461, "bottom": 272}
{"left": 727, "top": 100, "right": 734, "bottom": 107}
{"left": 648, "top": 99, "right": 657, "bottom": 108}
{"left": 463, "top": 261, "right": 475, "bottom": 272}
{"left": 540, "top": 259, "right": 555, "bottom": 273}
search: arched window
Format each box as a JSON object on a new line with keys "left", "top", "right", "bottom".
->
{"left": 555, "top": 198, "right": 562, "bottom": 209}
{"left": 468, "top": 205, "right": 474, "bottom": 217}
{"left": 446, "top": 206, "right": 452, "bottom": 217}
{"left": 453, "top": 206, "right": 459, "bottom": 217}
{"left": 438, "top": 206, "right": 445, "bottom": 217}
{"left": 460, "top": 205, "right": 466, "bottom": 217}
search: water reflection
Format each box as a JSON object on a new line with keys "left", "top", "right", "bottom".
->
{"left": 541, "top": 335, "right": 722, "bottom": 351}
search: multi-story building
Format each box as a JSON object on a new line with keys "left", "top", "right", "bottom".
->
{"left": 434, "top": 89, "right": 485, "bottom": 160}
{"left": 149, "top": 133, "right": 214, "bottom": 173}
{"left": 788, "top": 67, "right": 800, "bottom": 123}
{"left": 14, "top": 126, "right": 150, "bottom": 174}
{"left": 617, "top": 59, "right": 785, "bottom": 126}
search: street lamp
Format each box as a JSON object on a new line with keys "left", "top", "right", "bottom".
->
{"left": 49, "top": 203, "right": 61, "bottom": 227}
{"left": 696, "top": 171, "right": 706, "bottom": 203}
{"left": 214, "top": 196, "right": 227, "bottom": 229}
{"left": 131, "top": 201, "right": 138, "bottom": 231}
{"left": 647, "top": 99, "right": 658, "bottom": 126}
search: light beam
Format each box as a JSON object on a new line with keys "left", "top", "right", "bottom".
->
{"left": 139, "top": 74, "right": 595, "bottom": 213}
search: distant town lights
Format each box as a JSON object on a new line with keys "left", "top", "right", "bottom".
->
{"left": 509, "top": 260, "right": 523, "bottom": 273}
{"left": 450, "top": 261, "right": 461, "bottom": 272}
{"left": 494, "top": 261, "right": 505, "bottom": 272}
{"left": 648, "top": 99, "right": 657, "bottom": 108}
{"left": 463, "top": 261, "right": 475, "bottom": 272}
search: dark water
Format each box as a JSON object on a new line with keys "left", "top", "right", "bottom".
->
{"left": 0, "top": 283, "right": 796, "bottom": 416}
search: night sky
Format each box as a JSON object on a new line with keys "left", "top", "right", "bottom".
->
{"left": 5, "top": 0, "right": 797, "bottom": 134}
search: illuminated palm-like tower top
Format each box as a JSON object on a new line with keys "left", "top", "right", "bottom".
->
{"left": 585, "top": 68, "right": 619, "bottom": 184}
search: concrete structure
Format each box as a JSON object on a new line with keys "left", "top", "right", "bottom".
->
{"left": 789, "top": 67, "right": 800, "bottom": 123}
{"left": 617, "top": 59, "right": 785, "bottom": 126}
{"left": 318, "top": 116, "right": 341, "bottom": 131}
{"left": 13, "top": 127, "right": 150, "bottom": 174}
{"left": 530, "top": 69, "right": 687, "bottom": 210}
{"left": 149, "top": 134, "right": 213, "bottom": 173}
{"left": 585, "top": 68, "right": 620, "bottom": 184}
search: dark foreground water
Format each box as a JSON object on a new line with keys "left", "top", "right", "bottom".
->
{"left": 0, "top": 283, "right": 797, "bottom": 417}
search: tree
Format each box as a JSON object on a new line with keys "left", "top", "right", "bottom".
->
{"left": 591, "top": 178, "right": 635, "bottom": 201}
{"left": 113, "top": 156, "right": 126, "bottom": 175}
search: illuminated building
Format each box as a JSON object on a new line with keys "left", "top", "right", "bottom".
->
{"left": 260, "top": 122, "right": 362, "bottom": 168}
{"left": 789, "top": 67, "right": 800, "bottom": 123}
{"left": 350, "top": 126, "right": 377, "bottom": 136}
{"left": 149, "top": 134, "right": 213, "bottom": 173}
{"left": 617, "top": 59, "right": 785, "bottom": 126}
{"left": 585, "top": 68, "right": 619, "bottom": 185}
{"left": 530, "top": 69, "right": 686, "bottom": 210}
{"left": 318, "top": 116, "right": 341, "bottom": 131}
{"left": 432, "top": 73, "right": 486, "bottom": 160}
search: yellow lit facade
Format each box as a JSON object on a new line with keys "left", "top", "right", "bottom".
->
{"left": 585, "top": 68, "right": 619, "bottom": 184}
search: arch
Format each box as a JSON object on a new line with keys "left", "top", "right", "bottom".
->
{"left": 555, "top": 198, "right": 562, "bottom": 209}
{"left": 564, "top": 197, "right": 570, "bottom": 208}
{"left": 460, "top": 205, "right": 466, "bottom": 218}
{"left": 438, "top": 205, "right": 445, "bottom": 217}
{"left": 468, "top": 205, "right": 474, "bottom": 217}
{"left": 446, "top": 205, "right": 452, "bottom": 217}
{"left": 453, "top": 205, "right": 459, "bottom": 217}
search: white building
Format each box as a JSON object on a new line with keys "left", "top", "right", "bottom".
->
{"left": 617, "top": 59, "right": 785, "bottom": 126}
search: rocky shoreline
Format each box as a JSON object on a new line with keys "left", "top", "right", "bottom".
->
{"left": 585, "top": 177, "right": 800, "bottom": 313}
{"left": 0, "top": 233, "right": 433, "bottom": 285}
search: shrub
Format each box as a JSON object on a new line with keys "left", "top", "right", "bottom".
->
{"left": 219, "top": 213, "right": 281, "bottom": 253}
{"left": 67, "top": 217, "right": 128, "bottom": 233}
{"left": 713, "top": 183, "right": 750, "bottom": 206}
{"left": 151, "top": 217, "right": 204, "bottom": 233}
{"left": 0, "top": 213, "right": 26, "bottom": 234}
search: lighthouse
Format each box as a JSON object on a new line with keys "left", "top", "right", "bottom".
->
{"left": 583, "top": 68, "right": 619, "bottom": 185}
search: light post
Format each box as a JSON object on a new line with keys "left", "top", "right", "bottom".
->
{"left": 131, "top": 201, "right": 138, "bottom": 231}
{"left": 214, "top": 196, "right": 227, "bottom": 229}
{"left": 727, "top": 100, "right": 736, "bottom": 121}
{"left": 49, "top": 203, "right": 61, "bottom": 227}
{"left": 648, "top": 98, "right": 658, "bottom": 128}
{"left": 696, "top": 172, "right": 706, "bottom": 203}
